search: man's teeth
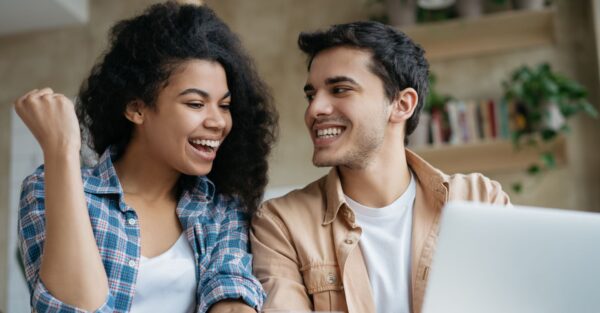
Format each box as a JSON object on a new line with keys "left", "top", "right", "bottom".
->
{"left": 317, "top": 128, "right": 343, "bottom": 138}
{"left": 190, "top": 139, "right": 220, "bottom": 148}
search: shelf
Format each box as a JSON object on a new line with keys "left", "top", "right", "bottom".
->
{"left": 400, "top": 8, "right": 556, "bottom": 61}
{"left": 411, "top": 136, "right": 566, "bottom": 174}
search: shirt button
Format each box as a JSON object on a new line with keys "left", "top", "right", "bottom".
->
{"left": 128, "top": 218, "right": 136, "bottom": 226}
{"left": 344, "top": 239, "right": 354, "bottom": 245}
{"left": 128, "top": 259, "right": 136, "bottom": 267}
{"left": 327, "top": 273, "right": 337, "bottom": 284}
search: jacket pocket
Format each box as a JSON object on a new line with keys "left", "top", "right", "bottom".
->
{"left": 301, "top": 264, "right": 347, "bottom": 312}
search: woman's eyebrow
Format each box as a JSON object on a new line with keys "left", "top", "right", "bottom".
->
{"left": 178, "top": 88, "right": 231, "bottom": 101}
{"left": 178, "top": 88, "right": 209, "bottom": 98}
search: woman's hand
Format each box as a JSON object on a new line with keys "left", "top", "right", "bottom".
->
{"left": 14, "top": 88, "right": 81, "bottom": 156}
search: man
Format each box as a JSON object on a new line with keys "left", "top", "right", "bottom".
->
{"left": 250, "top": 21, "right": 510, "bottom": 313}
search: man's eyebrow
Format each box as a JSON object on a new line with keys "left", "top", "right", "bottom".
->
{"left": 325, "top": 76, "right": 358, "bottom": 86}
{"left": 179, "top": 88, "right": 231, "bottom": 100}
{"left": 303, "top": 76, "right": 358, "bottom": 93}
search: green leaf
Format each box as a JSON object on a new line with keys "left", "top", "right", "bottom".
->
{"left": 540, "top": 129, "right": 557, "bottom": 142}
{"left": 580, "top": 101, "right": 599, "bottom": 118}
{"left": 511, "top": 131, "right": 524, "bottom": 149}
{"left": 527, "top": 164, "right": 541, "bottom": 175}
{"left": 541, "top": 77, "right": 559, "bottom": 95}
{"left": 560, "top": 124, "right": 571, "bottom": 133}
{"left": 512, "top": 182, "right": 523, "bottom": 193}
{"left": 540, "top": 152, "right": 556, "bottom": 169}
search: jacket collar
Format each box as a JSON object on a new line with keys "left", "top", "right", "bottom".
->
{"left": 322, "top": 148, "right": 448, "bottom": 225}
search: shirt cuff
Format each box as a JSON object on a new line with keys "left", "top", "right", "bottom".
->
{"left": 32, "top": 279, "right": 115, "bottom": 313}
{"left": 200, "top": 274, "right": 266, "bottom": 313}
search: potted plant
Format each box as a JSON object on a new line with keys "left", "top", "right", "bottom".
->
{"left": 502, "top": 63, "right": 598, "bottom": 192}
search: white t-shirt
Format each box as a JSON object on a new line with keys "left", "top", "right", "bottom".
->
{"left": 344, "top": 173, "right": 416, "bottom": 313}
{"left": 130, "top": 233, "right": 197, "bottom": 313}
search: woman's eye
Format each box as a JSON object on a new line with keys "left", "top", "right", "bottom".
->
{"left": 305, "top": 94, "right": 315, "bottom": 102}
{"left": 220, "top": 103, "right": 231, "bottom": 110}
{"left": 186, "top": 102, "right": 204, "bottom": 108}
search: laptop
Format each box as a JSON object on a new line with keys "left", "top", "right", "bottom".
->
{"left": 421, "top": 201, "right": 600, "bottom": 313}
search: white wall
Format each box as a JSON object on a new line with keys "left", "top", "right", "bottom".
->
{"left": 7, "top": 110, "right": 43, "bottom": 313}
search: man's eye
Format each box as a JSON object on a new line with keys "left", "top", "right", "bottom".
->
{"left": 332, "top": 87, "right": 350, "bottom": 94}
{"left": 305, "top": 94, "right": 315, "bottom": 102}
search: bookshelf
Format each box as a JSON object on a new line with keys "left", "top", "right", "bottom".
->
{"left": 412, "top": 136, "right": 566, "bottom": 174}
{"left": 398, "top": 8, "right": 565, "bottom": 174}
{"left": 401, "top": 8, "right": 556, "bottom": 61}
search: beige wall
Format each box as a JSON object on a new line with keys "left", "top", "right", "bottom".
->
{"left": 0, "top": 0, "right": 598, "bottom": 310}
{"left": 205, "top": 0, "right": 372, "bottom": 188}
{"left": 206, "top": 1, "right": 600, "bottom": 210}
{"left": 0, "top": 104, "right": 10, "bottom": 313}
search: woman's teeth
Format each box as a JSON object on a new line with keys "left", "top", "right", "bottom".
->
{"left": 317, "top": 127, "right": 342, "bottom": 138}
{"left": 190, "top": 139, "right": 220, "bottom": 148}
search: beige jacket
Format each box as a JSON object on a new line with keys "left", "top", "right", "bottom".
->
{"left": 251, "top": 150, "right": 510, "bottom": 313}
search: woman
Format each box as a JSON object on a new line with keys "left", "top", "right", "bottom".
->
{"left": 15, "top": 2, "right": 277, "bottom": 313}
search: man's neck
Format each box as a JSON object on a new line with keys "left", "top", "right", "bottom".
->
{"left": 338, "top": 145, "right": 410, "bottom": 208}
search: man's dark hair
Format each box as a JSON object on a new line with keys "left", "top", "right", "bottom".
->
{"left": 77, "top": 2, "right": 278, "bottom": 212}
{"left": 298, "top": 21, "right": 429, "bottom": 143}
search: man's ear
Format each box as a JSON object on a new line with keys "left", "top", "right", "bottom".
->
{"left": 124, "top": 100, "right": 145, "bottom": 125}
{"left": 389, "top": 87, "right": 418, "bottom": 124}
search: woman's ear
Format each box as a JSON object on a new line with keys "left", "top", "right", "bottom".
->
{"left": 124, "top": 100, "right": 145, "bottom": 124}
{"left": 389, "top": 87, "right": 419, "bottom": 124}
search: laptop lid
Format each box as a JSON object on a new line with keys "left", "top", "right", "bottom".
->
{"left": 421, "top": 201, "right": 600, "bottom": 313}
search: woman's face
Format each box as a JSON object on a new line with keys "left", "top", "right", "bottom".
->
{"left": 136, "top": 59, "right": 232, "bottom": 176}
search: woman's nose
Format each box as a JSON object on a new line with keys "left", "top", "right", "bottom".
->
{"left": 203, "top": 105, "right": 228, "bottom": 130}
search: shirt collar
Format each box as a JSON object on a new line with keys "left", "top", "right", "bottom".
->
{"left": 82, "top": 147, "right": 123, "bottom": 195}
{"left": 179, "top": 175, "right": 215, "bottom": 205}
{"left": 322, "top": 148, "right": 449, "bottom": 225}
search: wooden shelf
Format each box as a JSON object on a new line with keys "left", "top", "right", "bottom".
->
{"left": 411, "top": 136, "right": 566, "bottom": 174}
{"left": 400, "top": 8, "right": 556, "bottom": 61}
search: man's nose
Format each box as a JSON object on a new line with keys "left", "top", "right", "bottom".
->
{"left": 306, "top": 92, "right": 334, "bottom": 118}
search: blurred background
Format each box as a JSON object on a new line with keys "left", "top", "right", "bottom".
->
{"left": 0, "top": 0, "right": 599, "bottom": 312}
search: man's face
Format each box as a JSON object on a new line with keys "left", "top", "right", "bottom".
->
{"left": 303, "top": 46, "right": 391, "bottom": 169}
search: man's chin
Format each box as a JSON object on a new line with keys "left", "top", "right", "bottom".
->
{"left": 312, "top": 155, "right": 337, "bottom": 168}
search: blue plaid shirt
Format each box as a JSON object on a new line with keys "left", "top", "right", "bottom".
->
{"left": 18, "top": 148, "right": 265, "bottom": 313}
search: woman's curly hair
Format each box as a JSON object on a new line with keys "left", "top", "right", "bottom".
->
{"left": 77, "top": 2, "right": 278, "bottom": 212}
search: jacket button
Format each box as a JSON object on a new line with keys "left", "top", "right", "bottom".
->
{"left": 344, "top": 239, "right": 354, "bottom": 245}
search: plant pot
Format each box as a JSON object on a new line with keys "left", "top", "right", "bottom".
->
{"left": 542, "top": 102, "right": 565, "bottom": 131}
{"left": 513, "top": 0, "right": 545, "bottom": 10}
{"left": 386, "top": 0, "right": 417, "bottom": 26}
{"left": 456, "top": 0, "right": 483, "bottom": 18}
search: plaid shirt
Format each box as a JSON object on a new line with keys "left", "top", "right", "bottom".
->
{"left": 18, "top": 148, "right": 265, "bottom": 313}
